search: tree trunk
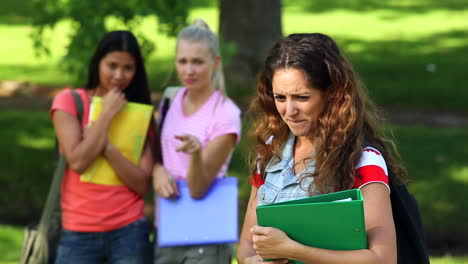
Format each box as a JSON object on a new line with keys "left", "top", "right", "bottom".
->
{"left": 219, "top": 0, "right": 282, "bottom": 92}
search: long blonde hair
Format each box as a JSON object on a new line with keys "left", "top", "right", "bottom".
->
{"left": 176, "top": 18, "right": 226, "bottom": 95}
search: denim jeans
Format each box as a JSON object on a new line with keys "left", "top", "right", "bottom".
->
{"left": 55, "top": 218, "right": 152, "bottom": 264}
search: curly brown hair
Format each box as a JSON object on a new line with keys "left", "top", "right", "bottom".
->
{"left": 249, "top": 33, "right": 407, "bottom": 194}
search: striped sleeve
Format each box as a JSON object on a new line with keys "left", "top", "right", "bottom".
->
{"left": 250, "top": 137, "right": 273, "bottom": 188}
{"left": 250, "top": 172, "right": 265, "bottom": 188}
{"left": 250, "top": 158, "right": 265, "bottom": 188}
{"left": 353, "top": 147, "right": 390, "bottom": 192}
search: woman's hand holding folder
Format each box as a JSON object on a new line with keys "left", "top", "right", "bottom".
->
{"left": 153, "top": 164, "right": 179, "bottom": 198}
{"left": 250, "top": 225, "right": 292, "bottom": 263}
{"left": 244, "top": 254, "right": 288, "bottom": 264}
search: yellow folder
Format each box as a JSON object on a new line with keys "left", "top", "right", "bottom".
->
{"left": 80, "top": 97, "right": 154, "bottom": 186}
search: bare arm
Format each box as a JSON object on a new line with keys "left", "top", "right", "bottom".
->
{"left": 153, "top": 162, "right": 180, "bottom": 198}
{"left": 52, "top": 89, "right": 126, "bottom": 173}
{"left": 104, "top": 143, "right": 153, "bottom": 195}
{"left": 176, "top": 133, "right": 237, "bottom": 199}
{"left": 250, "top": 183, "right": 397, "bottom": 264}
{"left": 237, "top": 186, "right": 289, "bottom": 264}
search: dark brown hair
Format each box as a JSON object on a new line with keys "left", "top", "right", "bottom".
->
{"left": 249, "top": 33, "right": 406, "bottom": 194}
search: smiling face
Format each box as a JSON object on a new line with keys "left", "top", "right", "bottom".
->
{"left": 175, "top": 40, "right": 219, "bottom": 92}
{"left": 272, "top": 68, "right": 326, "bottom": 137}
{"left": 98, "top": 51, "right": 136, "bottom": 92}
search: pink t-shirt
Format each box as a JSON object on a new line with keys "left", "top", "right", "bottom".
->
{"left": 50, "top": 88, "right": 144, "bottom": 232}
{"left": 160, "top": 88, "right": 241, "bottom": 180}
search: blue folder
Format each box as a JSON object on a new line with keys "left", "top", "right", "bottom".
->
{"left": 157, "top": 177, "right": 238, "bottom": 247}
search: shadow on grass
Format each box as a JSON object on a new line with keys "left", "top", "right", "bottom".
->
{"left": 287, "top": 0, "right": 468, "bottom": 14}
{"left": 0, "top": 111, "right": 55, "bottom": 225}
{"left": 0, "top": 64, "right": 73, "bottom": 87}
{"left": 392, "top": 125, "right": 468, "bottom": 254}
{"left": 1, "top": 29, "right": 467, "bottom": 113}
{"left": 336, "top": 29, "right": 468, "bottom": 111}
{"left": 0, "top": 0, "right": 34, "bottom": 25}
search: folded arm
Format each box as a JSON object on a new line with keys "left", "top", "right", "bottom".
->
{"left": 104, "top": 142, "right": 153, "bottom": 195}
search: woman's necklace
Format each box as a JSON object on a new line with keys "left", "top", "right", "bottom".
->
{"left": 293, "top": 137, "right": 314, "bottom": 175}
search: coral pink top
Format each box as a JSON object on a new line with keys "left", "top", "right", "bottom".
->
{"left": 50, "top": 88, "right": 144, "bottom": 232}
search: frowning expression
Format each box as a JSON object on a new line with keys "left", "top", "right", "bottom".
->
{"left": 272, "top": 68, "right": 325, "bottom": 137}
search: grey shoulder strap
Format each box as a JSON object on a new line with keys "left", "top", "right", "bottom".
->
{"left": 70, "top": 90, "right": 84, "bottom": 123}
{"left": 29, "top": 89, "right": 85, "bottom": 263}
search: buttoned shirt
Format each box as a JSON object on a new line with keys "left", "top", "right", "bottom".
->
{"left": 257, "top": 134, "right": 320, "bottom": 206}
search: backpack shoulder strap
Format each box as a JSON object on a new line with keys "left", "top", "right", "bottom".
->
{"left": 359, "top": 141, "right": 429, "bottom": 263}
{"left": 70, "top": 90, "right": 84, "bottom": 123}
{"left": 389, "top": 177, "right": 430, "bottom": 263}
{"left": 34, "top": 90, "right": 86, "bottom": 262}
{"left": 38, "top": 90, "right": 85, "bottom": 238}
{"left": 158, "top": 86, "right": 182, "bottom": 130}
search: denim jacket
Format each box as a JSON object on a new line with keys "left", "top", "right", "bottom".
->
{"left": 257, "top": 134, "right": 320, "bottom": 206}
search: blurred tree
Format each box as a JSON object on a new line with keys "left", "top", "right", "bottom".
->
{"left": 31, "top": 0, "right": 191, "bottom": 85}
{"left": 219, "top": 0, "right": 282, "bottom": 91}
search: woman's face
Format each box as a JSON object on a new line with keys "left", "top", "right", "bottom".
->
{"left": 175, "top": 40, "right": 220, "bottom": 92}
{"left": 98, "top": 51, "right": 136, "bottom": 91}
{"left": 272, "top": 68, "right": 326, "bottom": 137}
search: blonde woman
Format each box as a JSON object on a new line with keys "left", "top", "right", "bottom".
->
{"left": 152, "top": 19, "right": 242, "bottom": 264}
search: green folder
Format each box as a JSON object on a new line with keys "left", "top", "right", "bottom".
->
{"left": 256, "top": 189, "right": 367, "bottom": 264}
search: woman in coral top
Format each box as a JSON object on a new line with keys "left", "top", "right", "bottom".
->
{"left": 51, "top": 31, "right": 155, "bottom": 263}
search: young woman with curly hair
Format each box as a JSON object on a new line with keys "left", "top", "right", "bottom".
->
{"left": 237, "top": 33, "right": 407, "bottom": 264}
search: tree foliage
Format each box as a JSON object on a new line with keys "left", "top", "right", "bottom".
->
{"left": 31, "top": 0, "right": 191, "bottom": 84}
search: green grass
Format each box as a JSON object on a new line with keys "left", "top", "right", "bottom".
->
{"left": 392, "top": 125, "right": 468, "bottom": 248}
{"left": 1, "top": 223, "right": 467, "bottom": 263}
{"left": 1, "top": 2, "right": 468, "bottom": 109}
{"left": 0, "top": 111, "right": 56, "bottom": 224}
{"left": 1, "top": 0, "right": 468, "bottom": 260}
{"left": 0, "top": 225, "right": 24, "bottom": 263}
{"left": 3, "top": 111, "right": 467, "bottom": 255}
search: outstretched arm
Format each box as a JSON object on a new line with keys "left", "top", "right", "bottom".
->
{"left": 175, "top": 133, "right": 237, "bottom": 199}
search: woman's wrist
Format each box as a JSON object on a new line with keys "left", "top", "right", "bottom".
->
{"left": 98, "top": 109, "right": 116, "bottom": 126}
{"left": 103, "top": 141, "right": 115, "bottom": 157}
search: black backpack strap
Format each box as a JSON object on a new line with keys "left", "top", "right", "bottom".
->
{"left": 159, "top": 97, "right": 170, "bottom": 131}
{"left": 158, "top": 86, "right": 181, "bottom": 130}
{"left": 390, "top": 177, "right": 430, "bottom": 264}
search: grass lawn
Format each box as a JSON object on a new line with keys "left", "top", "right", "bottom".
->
{"left": 1, "top": 0, "right": 468, "bottom": 261}
{"left": 1, "top": 2, "right": 468, "bottom": 110}
{"left": 1, "top": 111, "right": 468, "bottom": 258}
{"left": 1, "top": 223, "right": 467, "bottom": 263}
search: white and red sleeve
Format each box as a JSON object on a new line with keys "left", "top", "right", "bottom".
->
{"left": 353, "top": 147, "right": 390, "bottom": 192}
